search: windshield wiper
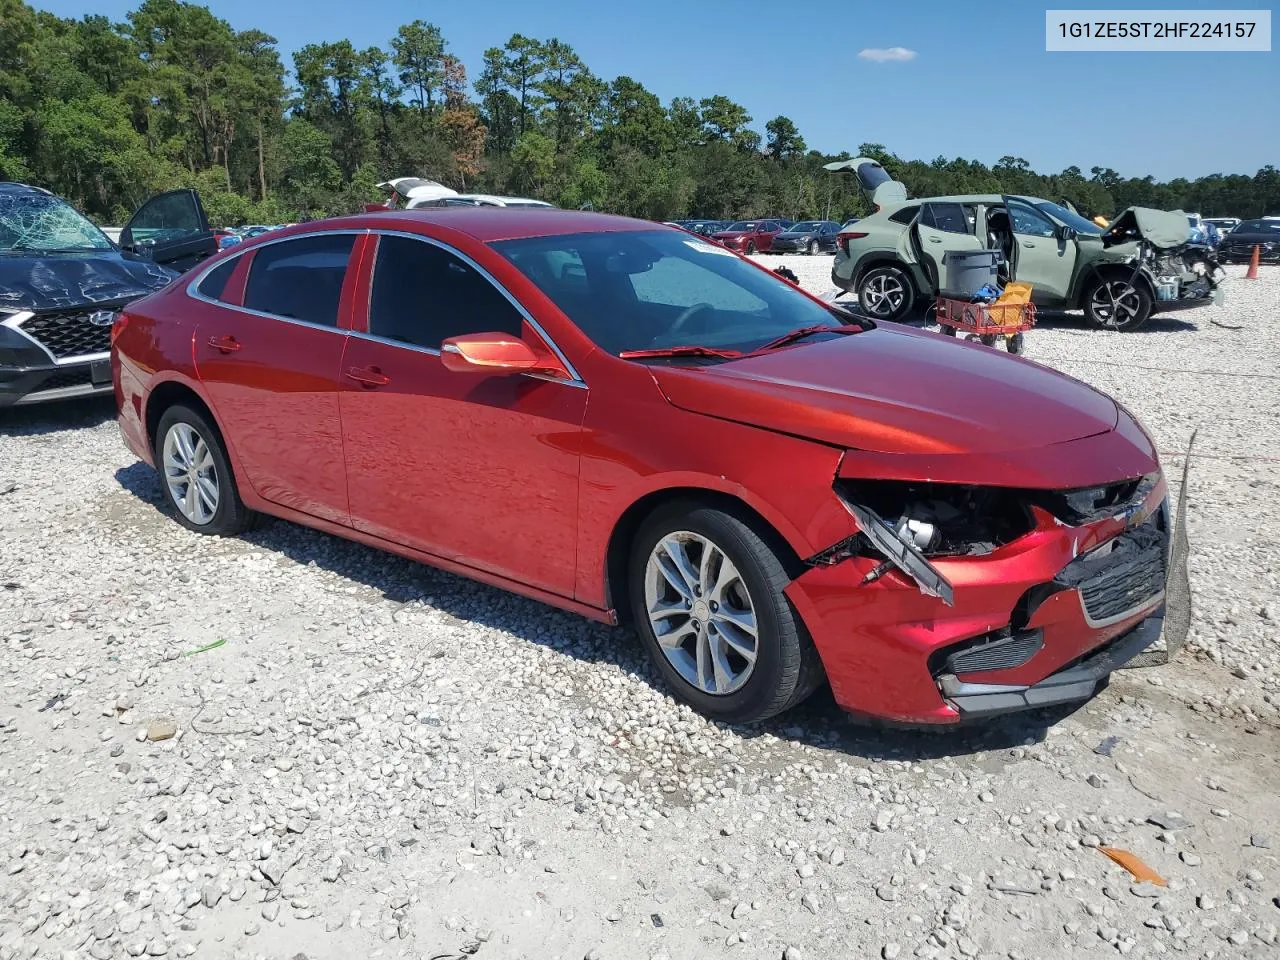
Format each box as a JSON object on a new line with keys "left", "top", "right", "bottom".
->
{"left": 752, "top": 324, "right": 860, "bottom": 353}
{"left": 618, "top": 345, "right": 746, "bottom": 361}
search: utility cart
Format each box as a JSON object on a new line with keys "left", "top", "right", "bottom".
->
{"left": 934, "top": 294, "right": 1036, "bottom": 355}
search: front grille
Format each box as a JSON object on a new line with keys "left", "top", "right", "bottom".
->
{"left": 1057, "top": 516, "right": 1167, "bottom": 623}
{"left": 946, "top": 630, "right": 1044, "bottom": 675}
{"left": 18, "top": 311, "right": 114, "bottom": 359}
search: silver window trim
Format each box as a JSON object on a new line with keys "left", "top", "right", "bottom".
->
{"left": 183, "top": 227, "right": 586, "bottom": 389}
{"left": 184, "top": 229, "right": 366, "bottom": 336}
{"left": 2, "top": 309, "right": 110, "bottom": 366}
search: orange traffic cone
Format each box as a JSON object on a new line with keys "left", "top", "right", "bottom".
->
{"left": 1245, "top": 244, "right": 1261, "bottom": 280}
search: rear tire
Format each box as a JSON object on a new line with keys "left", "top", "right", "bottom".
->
{"left": 153, "top": 404, "right": 257, "bottom": 536}
{"left": 857, "top": 264, "right": 915, "bottom": 321}
{"left": 629, "top": 503, "right": 823, "bottom": 723}
{"left": 1083, "top": 276, "right": 1152, "bottom": 331}
{"left": 1006, "top": 332, "right": 1025, "bottom": 354}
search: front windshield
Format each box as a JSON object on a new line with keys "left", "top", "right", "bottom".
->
{"left": 1236, "top": 219, "right": 1280, "bottom": 234}
{"left": 0, "top": 191, "right": 113, "bottom": 252}
{"left": 789, "top": 221, "right": 822, "bottom": 232}
{"left": 492, "top": 229, "right": 851, "bottom": 356}
{"left": 724, "top": 221, "right": 756, "bottom": 232}
{"left": 1032, "top": 200, "right": 1102, "bottom": 235}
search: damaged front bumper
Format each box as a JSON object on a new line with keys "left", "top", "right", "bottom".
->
{"left": 937, "top": 610, "right": 1162, "bottom": 718}
{"left": 784, "top": 467, "right": 1173, "bottom": 724}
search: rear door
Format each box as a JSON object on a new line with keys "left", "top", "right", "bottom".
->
{"left": 120, "top": 189, "right": 217, "bottom": 273}
{"left": 1004, "top": 198, "right": 1077, "bottom": 303}
{"left": 913, "top": 202, "right": 983, "bottom": 294}
{"left": 192, "top": 232, "right": 361, "bottom": 526}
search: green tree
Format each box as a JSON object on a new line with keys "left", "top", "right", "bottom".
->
{"left": 390, "top": 20, "right": 444, "bottom": 114}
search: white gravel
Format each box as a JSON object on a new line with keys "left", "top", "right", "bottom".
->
{"left": 0, "top": 262, "right": 1277, "bottom": 960}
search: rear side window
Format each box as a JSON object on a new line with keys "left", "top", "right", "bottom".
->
{"left": 243, "top": 234, "right": 355, "bottom": 326}
{"left": 922, "top": 203, "right": 974, "bottom": 235}
{"left": 368, "top": 235, "right": 524, "bottom": 350}
{"left": 888, "top": 206, "right": 920, "bottom": 224}
{"left": 196, "top": 258, "right": 238, "bottom": 301}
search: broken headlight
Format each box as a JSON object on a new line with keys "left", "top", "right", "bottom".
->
{"left": 835, "top": 480, "right": 1035, "bottom": 557}
{"left": 1031, "top": 472, "right": 1156, "bottom": 526}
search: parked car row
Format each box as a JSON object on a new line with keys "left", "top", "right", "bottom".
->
{"left": 0, "top": 177, "right": 1192, "bottom": 730}
{"left": 1216, "top": 218, "right": 1280, "bottom": 263}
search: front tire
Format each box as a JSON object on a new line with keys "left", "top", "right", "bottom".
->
{"left": 807, "top": 240, "right": 819, "bottom": 256}
{"left": 629, "top": 504, "right": 822, "bottom": 723}
{"left": 857, "top": 264, "right": 915, "bottom": 321}
{"left": 154, "top": 404, "right": 257, "bottom": 536}
{"left": 745, "top": 240, "right": 757, "bottom": 255}
{"left": 1083, "top": 276, "right": 1152, "bottom": 331}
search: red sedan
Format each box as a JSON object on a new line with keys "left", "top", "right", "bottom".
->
{"left": 710, "top": 219, "right": 787, "bottom": 254}
{"left": 113, "top": 208, "right": 1172, "bottom": 725}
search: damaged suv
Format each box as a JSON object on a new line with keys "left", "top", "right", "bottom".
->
{"left": 1, "top": 183, "right": 216, "bottom": 408}
{"left": 826, "top": 158, "right": 1223, "bottom": 331}
{"left": 117, "top": 210, "right": 1179, "bottom": 726}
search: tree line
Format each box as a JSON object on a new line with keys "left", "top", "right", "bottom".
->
{"left": 1, "top": 0, "right": 1276, "bottom": 226}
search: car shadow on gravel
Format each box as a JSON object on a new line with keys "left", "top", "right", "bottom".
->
{"left": 0, "top": 395, "right": 116, "bottom": 436}
{"left": 1031, "top": 312, "right": 1199, "bottom": 334}
{"left": 114, "top": 459, "right": 1063, "bottom": 763}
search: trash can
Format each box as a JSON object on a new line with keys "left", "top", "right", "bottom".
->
{"left": 941, "top": 249, "right": 1001, "bottom": 299}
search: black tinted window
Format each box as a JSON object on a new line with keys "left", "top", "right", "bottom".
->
{"left": 126, "top": 191, "right": 204, "bottom": 247}
{"left": 197, "top": 258, "right": 238, "bottom": 301}
{"left": 888, "top": 206, "right": 920, "bottom": 224}
{"left": 922, "top": 203, "right": 973, "bottom": 235}
{"left": 369, "top": 235, "right": 523, "bottom": 350}
{"left": 243, "top": 234, "right": 355, "bottom": 326}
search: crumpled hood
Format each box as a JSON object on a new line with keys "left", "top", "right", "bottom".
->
{"left": 0, "top": 251, "right": 175, "bottom": 313}
{"left": 1102, "top": 207, "right": 1192, "bottom": 250}
{"left": 650, "top": 325, "right": 1119, "bottom": 455}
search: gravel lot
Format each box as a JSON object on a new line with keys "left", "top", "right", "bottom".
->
{"left": 1, "top": 262, "right": 1277, "bottom": 960}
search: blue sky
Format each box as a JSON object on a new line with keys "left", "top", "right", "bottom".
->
{"left": 35, "top": 0, "right": 1279, "bottom": 180}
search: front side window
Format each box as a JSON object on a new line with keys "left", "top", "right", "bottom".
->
{"left": 243, "top": 234, "right": 356, "bottom": 326}
{"left": 1007, "top": 201, "right": 1058, "bottom": 239}
{"left": 493, "top": 230, "right": 853, "bottom": 356}
{"left": 0, "top": 191, "right": 113, "bottom": 252}
{"left": 368, "top": 235, "right": 524, "bottom": 350}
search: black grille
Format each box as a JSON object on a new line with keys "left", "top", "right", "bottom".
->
{"left": 946, "top": 630, "right": 1044, "bottom": 675}
{"left": 1057, "top": 517, "right": 1167, "bottom": 623}
{"left": 19, "top": 311, "right": 114, "bottom": 359}
{"left": 36, "top": 368, "right": 94, "bottom": 391}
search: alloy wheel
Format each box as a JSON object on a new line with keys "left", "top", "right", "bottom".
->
{"left": 643, "top": 531, "right": 759, "bottom": 696}
{"left": 1090, "top": 281, "right": 1144, "bottom": 327}
{"left": 862, "top": 272, "right": 907, "bottom": 317}
{"left": 162, "top": 422, "right": 220, "bottom": 525}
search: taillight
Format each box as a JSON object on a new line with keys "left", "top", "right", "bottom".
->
{"left": 837, "top": 231, "right": 868, "bottom": 256}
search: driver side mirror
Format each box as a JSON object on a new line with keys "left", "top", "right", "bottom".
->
{"left": 1055, "top": 224, "right": 1076, "bottom": 242}
{"left": 440, "top": 333, "right": 544, "bottom": 375}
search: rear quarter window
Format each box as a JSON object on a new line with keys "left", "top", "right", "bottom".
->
{"left": 196, "top": 257, "right": 238, "bottom": 301}
{"left": 888, "top": 206, "right": 920, "bottom": 225}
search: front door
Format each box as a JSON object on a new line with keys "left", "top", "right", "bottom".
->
{"left": 1004, "top": 198, "right": 1078, "bottom": 304}
{"left": 192, "top": 232, "right": 359, "bottom": 525}
{"left": 915, "top": 202, "right": 983, "bottom": 294}
{"left": 120, "top": 189, "right": 218, "bottom": 273}
{"left": 338, "top": 234, "right": 587, "bottom": 598}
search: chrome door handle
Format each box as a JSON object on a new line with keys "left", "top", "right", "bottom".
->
{"left": 345, "top": 365, "right": 391, "bottom": 387}
{"left": 207, "top": 335, "right": 241, "bottom": 353}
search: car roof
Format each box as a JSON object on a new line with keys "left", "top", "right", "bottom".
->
{"left": 277, "top": 208, "right": 663, "bottom": 243}
{"left": 0, "top": 181, "right": 54, "bottom": 197}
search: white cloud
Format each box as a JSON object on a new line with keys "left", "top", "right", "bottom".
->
{"left": 858, "top": 46, "right": 918, "bottom": 63}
